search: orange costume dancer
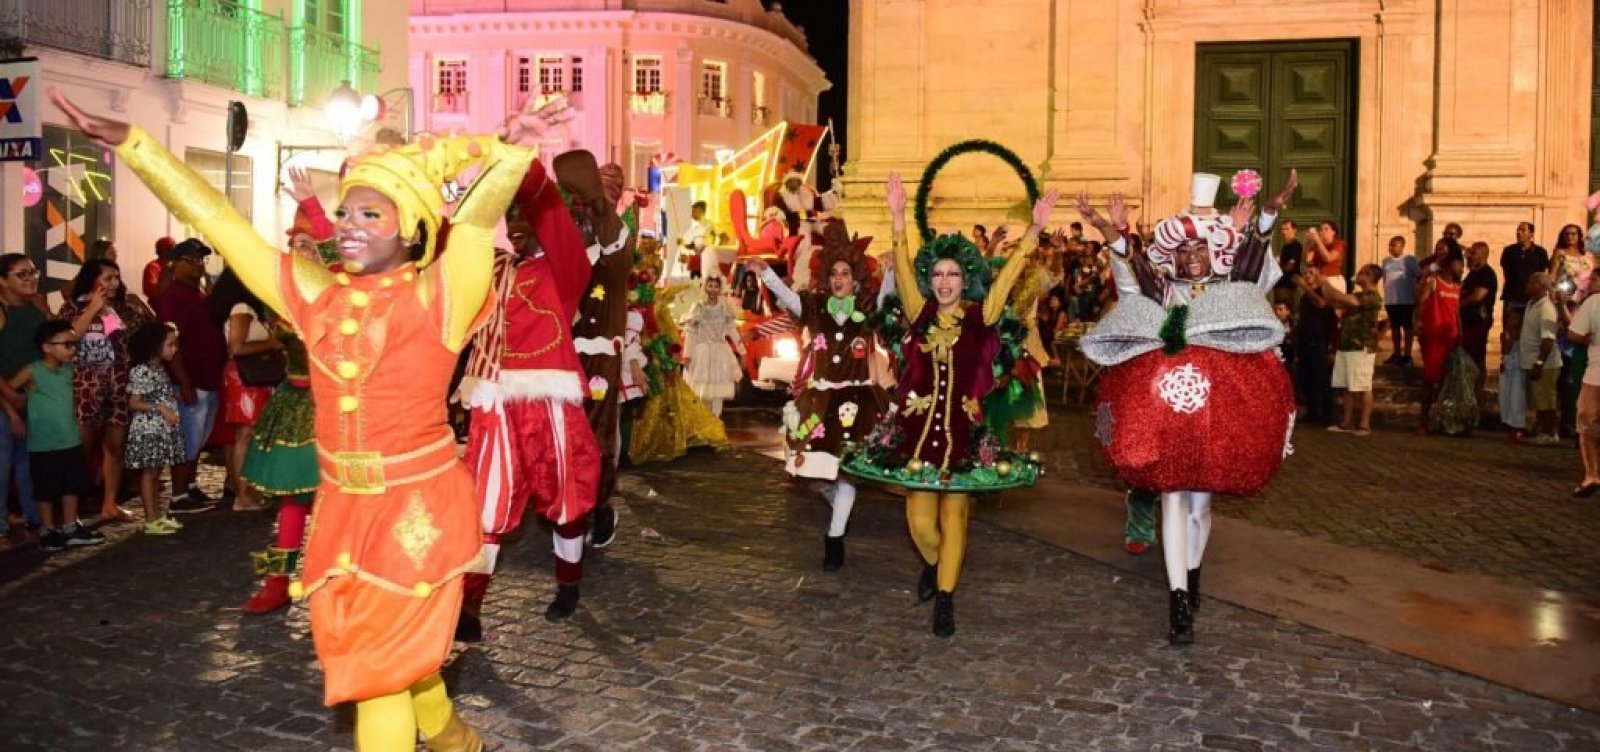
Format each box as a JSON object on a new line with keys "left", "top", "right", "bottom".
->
{"left": 51, "top": 88, "right": 572, "bottom": 751}
{"left": 457, "top": 161, "right": 601, "bottom": 635}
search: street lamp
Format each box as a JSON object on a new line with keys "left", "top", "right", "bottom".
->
{"left": 324, "top": 80, "right": 364, "bottom": 144}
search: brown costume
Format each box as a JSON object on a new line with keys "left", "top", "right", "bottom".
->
{"left": 557, "top": 153, "right": 634, "bottom": 518}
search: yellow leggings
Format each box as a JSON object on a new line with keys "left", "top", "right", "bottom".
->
{"left": 906, "top": 491, "right": 972, "bottom": 592}
{"left": 355, "top": 672, "right": 474, "bottom": 751}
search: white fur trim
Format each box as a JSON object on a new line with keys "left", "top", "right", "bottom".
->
{"left": 552, "top": 531, "right": 584, "bottom": 563}
{"left": 498, "top": 370, "right": 585, "bottom": 403}
{"left": 785, "top": 449, "right": 841, "bottom": 480}
{"left": 460, "top": 377, "right": 503, "bottom": 411}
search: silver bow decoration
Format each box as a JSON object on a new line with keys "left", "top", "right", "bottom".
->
{"left": 1080, "top": 282, "right": 1285, "bottom": 367}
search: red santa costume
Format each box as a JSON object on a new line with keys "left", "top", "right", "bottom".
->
{"left": 764, "top": 171, "right": 839, "bottom": 288}
{"left": 457, "top": 161, "right": 603, "bottom": 631}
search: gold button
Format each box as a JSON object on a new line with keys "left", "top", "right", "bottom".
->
{"left": 413, "top": 581, "right": 433, "bottom": 598}
{"left": 402, "top": 272, "right": 415, "bottom": 282}
{"left": 337, "top": 361, "right": 360, "bottom": 380}
{"left": 381, "top": 278, "right": 394, "bottom": 288}
{"left": 339, "top": 319, "right": 359, "bottom": 335}
{"left": 334, "top": 273, "right": 351, "bottom": 286}
{"left": 339, "top": 395, "right": 359, "bottom": 412}
{"left": 336, "top": 552, "right": 353, "bottom": 569}
{"left": 349, "top": 290, "right": 370, "bottom": 307}
{"left": 287, "top": 581, "right": 305, "bottom": 599}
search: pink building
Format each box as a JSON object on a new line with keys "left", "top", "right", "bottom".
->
{"left": 408, "top": 0, "right": 830, "bottom": 186}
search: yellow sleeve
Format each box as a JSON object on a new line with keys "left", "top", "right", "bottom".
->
{"left": 892, "top": 230, "right": 926, "bottom": 315}
{"left": 984, "top": 235, "right": 1039, "bottom": 326}
{"left": 116, "top": 127, "right": 294, "bottom": 317}
{"left": 423, "top": 138, "right": 538, "bottom": 352}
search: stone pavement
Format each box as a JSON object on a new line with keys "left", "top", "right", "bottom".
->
{"left": 2, "top": 445, "right": 1599, "bottom": 750}
{"left": 1038, "top": 406, "right": 1600, "bottom": 602}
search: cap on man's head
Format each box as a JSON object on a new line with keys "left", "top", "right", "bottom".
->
{"left": 171, "top": 238, "right": 213, "bottom": 260}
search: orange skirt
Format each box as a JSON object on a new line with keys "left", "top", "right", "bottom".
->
{"left": 298, "top": 437, "right": 481, "bottom": 705}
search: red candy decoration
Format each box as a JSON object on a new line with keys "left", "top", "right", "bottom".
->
{"left": 1094, "top": 348, "right": 1294, "bottom": 497}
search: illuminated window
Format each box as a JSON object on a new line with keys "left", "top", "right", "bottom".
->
{"left": 633, "top": 56, "right": 662, "bottom": 93}
{"left": 538, "top": 56, "right": 566, "bottom": 93}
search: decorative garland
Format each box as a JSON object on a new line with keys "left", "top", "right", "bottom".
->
{"left": 914, "top": 139, "right": 1042, "bottom": 243}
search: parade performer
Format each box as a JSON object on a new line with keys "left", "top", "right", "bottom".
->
{"left": 628, "top": 280, "right": 731, "bottom": 464}
{"left": 456, "top": 160, "right": 600, "bottom": 633}
{"left": 765, "top": 171, "right": 840, "bottom": 288}
{"left": 680, "top": 274, "right": 745, "bottom": 417}
{"left": 745, "top": 218, "right": 885, "bottom": 571}
{"left": 51, "top": 88, "right": 572, "bottom": 750}
{"left": 843, "top": 173, "right": 1055, "bottom": 638}
{"left": 1076, "top": 169, "right": 1299, "bottom": 645}
{"left": 241, "top": 181, "right": 338, "bottom": 614}
{"left": 564, "top": 156, "right": 632, "bottom": 549}
{"left": 1124, "top": 488, "right": 1159, "bottom": 555}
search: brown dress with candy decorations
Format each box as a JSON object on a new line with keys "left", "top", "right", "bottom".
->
{"left": 783, "top": 291, "right": 886, "bottom": 480}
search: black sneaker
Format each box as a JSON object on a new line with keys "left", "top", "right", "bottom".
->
{"left": 64, "top": 525, "right": 106, "bottom": 547}
{"left": 169, "top": 494, "right": 217, "bottom": 515}
{"left": 589, "top": 505, "right": 619, "bottom": 549}
{"left": 39, "top": 529, "right": 67, "bottom": 552}
{"left": 187, "top": 485, "right": 216, "bottom": 505}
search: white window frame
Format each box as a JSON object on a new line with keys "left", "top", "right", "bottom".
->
{"left": 701, "top": 60, "right": 726, "bottom": 102}
{"left": 633, "top": 56, "right": 663, "bottom": 94}
{"left": 434, "top": 57, "right": 469, "bottom": 112}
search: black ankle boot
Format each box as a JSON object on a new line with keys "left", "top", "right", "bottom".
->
{"left": 932, "top": 591, "right": 956, "bottom": 638}
{"left": 917, "top": 563, "right": 937, "bottom": 603}
{"left": 454, "top": 613, "right": 483, "bottom": 643}
{"left": 822, "top": 536, "right": 845, "bottom": 571}
{"left": 544, "top": 584, "right": 580, "bottom": 621}
{"left": 1187, "top": 567, "right": 1202, "bottom": 613}
{"left": 1169, "top": 589, "right": 1194, "bottom": 645}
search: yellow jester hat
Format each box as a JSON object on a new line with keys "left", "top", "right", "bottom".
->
{"left": 337, "top": 134, "right": 498, "bottom": 269}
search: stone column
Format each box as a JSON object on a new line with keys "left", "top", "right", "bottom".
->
{"left": 1041, "top": 0, "right": 1132, "bottom": 192}
{"left": 838, "top": 0, "right": 927, "bottom": 240}
{"left": 583, "top": 46, "right": 611, "bottom": 161}
{"left": 674, "top": 46, "right": 696, "bottom": 162}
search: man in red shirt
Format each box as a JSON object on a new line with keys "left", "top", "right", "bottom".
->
{"left": 142, "top": 237, "right": 175, "bottom": 299}
{"left": 153, "top": 240, "right": 228, "bottom": 511}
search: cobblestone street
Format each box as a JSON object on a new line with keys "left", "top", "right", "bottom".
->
{"left": 2, "top": 432, "right": 1598, "bottom": 751}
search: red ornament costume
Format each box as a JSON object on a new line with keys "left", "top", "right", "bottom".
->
{"left": 458, "top": 161, "right": 602, "bottom": 630}
{"left": 562, "top": 155, "right": 634, "bottom": 549}
{"left": 1080, "top": 172, "right": 1296, "bottom": 645}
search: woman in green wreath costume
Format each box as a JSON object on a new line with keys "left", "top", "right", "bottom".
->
{"left": 843, "top": 172, "right": 1057, "bottom": 638}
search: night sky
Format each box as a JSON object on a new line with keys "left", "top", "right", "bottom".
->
{"left": 775, "top": 1, "right": 849, "bottom": 189}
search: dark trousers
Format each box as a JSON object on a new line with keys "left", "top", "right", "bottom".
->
{"left": 1294, "top": 340, "right": 1334, "bottom": 423}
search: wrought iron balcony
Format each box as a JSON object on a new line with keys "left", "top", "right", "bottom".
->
{"left": 698, "top": 96, "right": 733, "bottom": 119}
{"left": 432, "top": 90, "right": 469, "bottom": 114}
{"left": 0, "top": 0, "right": 153, "bottom": 67}
{"left": 752, "top": 105, "right": 771, "bottom": 127}
{"left": 166, "top": 0, "right": 284, "bottom": 98}
{"left": 289, "top": 24, "right": 379, "bottom": 108}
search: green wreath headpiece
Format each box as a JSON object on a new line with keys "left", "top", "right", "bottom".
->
{"left": 914, "top": 234, "right": 992, "bottom": 302}
{"left": 914, "top": 139, "right": 1041, "bottom": 243}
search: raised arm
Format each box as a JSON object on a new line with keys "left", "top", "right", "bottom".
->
{"left": 984, "top": 189, "right": 1059, "bottom": 325}
{"left": 886, "top": 173, "right": 926, "bottom": 315}
{"left": 746, "top": 258, "right": 803, "bottom": 316}
{"left": 51, "top": 90, "right": 290, "bottom": 317}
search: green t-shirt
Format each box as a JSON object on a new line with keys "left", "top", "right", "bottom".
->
{"left": 1340, "top": 290, "right": 1383, "bottom": 353}
{"left": 26, "top": 360, "right": 80, "bottom": 452}
{"left": 0, "top": 303, "right": 46, "bottom": 380}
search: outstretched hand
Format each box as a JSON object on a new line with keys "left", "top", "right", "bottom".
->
{"left": 1107, "top": 193, "right": 1130, "bottom": 229}
{"left": 1031, "top": 188, "right": 1062, "bottom": 230}
{"left": 499, "top": 95, "right": 575, "bottom": 146}
{"left": 886, "top": 172, "right": 907, "bottom": 216}
{"left": 49, "top": 88, "right": 130, "bottom": 147}
{"left": 285, "top": 166, "right": 316, "bottom": 202}
{"left": 1228, "top": 197, "right": 1256, "bottom": 230}
{"left": 1074, "top": 190, "right": 1106, "bottom": 227}
{"left": 1265, "top": 168, "right": 1299, "bottom": 213}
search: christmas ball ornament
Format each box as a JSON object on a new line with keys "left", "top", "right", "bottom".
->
{"left": 996, "top": 461, "right": 1013, "bottom": 477}
{"left": 1094, "top": 348, "right": 1293, "bottom": 496}
{"left": 907, "top": 458, "right": 926, "bottom": 473}
{"left": 1026, "top": 451, "right": 1042, "bottom": 464}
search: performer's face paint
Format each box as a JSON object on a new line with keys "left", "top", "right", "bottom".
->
{"left": 334, "top": 186, "right": 408, "bottom": 275}
{"left": 829, "top": 260, "right": 853, "bottom": 299}
{"left": 1174, "top": 240, "right": 1212, "bottom": 281}
{"left": 931, "top": 259, "right": 964, "bottom": 308}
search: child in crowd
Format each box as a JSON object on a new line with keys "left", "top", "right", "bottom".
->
{"left": 1273, "top": 301, "right": 1294, "bottom": 371}
{"left": 4, "top": 321, "right": 105, "bottom": 551}
{"left": 681, "top": 274, "right": 745, "bottom": 416}
{"left": 124, "top": 322, "right": 187, "bottom": 535}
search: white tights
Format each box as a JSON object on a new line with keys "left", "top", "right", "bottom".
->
{"left": 826, "top": 479, "right": 856, "bottom": 538}
{"left": 1160, "top": 490, "right": 1213, "bottom": 592}
{"left": 708, "top": 398, "right": 724, "bottom": 417}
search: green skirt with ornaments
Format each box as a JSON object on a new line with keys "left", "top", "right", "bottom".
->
{"left": 241, "top": 381, "right": 318, "bottom": 498}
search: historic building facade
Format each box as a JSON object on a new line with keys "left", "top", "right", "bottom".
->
{"left": 839, "top": 0, "right": 1594, "bottom": 269}
{"left": 0, "top": 0, "right": 409, "bottom": 307}
{"left": 408, "top": 0, "right": 829, "bottom": 188}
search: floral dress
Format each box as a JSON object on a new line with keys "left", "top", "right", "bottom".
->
{"left": 124, "top": 363, "right": 185, "bottom": 470}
